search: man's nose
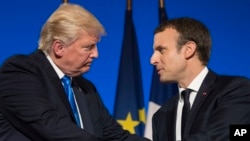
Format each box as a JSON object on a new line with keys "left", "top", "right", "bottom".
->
{"left": 150, "top": 52, "right": 157, "bottom": 65}
{"left": 91, "top": 46, "right": 98, "bottom": 58}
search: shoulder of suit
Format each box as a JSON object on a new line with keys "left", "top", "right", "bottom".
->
{"left": 214, "top": 75, "right": 250, "bottom": 96}
{"left": 217, "top": 75, "right": 250, "bottom": 85}
{"left": 1, "top": 50, "right": 47, "bottom": 72}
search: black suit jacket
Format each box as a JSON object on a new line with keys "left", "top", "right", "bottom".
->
{"left": 0, "top": 50, "right": 150, "bottom": 141}
{"left": 152, "top": 71, "right": 250, "bottom": 141}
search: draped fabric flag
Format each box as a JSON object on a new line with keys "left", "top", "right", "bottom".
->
{"left": 113, "top": 8, "right": 146, "bottom": 136}
{"left": 144, "top": 1, "right": 178, "bottom": 140}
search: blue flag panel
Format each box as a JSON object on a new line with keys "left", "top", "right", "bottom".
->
{"left": 114, "top": 9, "right": 145, "bottom": 136}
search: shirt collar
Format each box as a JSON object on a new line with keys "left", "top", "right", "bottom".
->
{"left": 43, "top": 51, "right": 65, "bottom": 79}
{"left": 178, "top": 67, "right": 208, "bottom": 97}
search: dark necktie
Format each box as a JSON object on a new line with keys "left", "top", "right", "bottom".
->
{"left": 181, "top": 89, "right": 192, "bottom": 139}
{"left": 61, "top": 76, "right": 81, "bottom": 127}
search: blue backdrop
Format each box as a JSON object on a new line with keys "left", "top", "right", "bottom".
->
{"left": 1, "top": 0, "right": 250, "bottom": 114}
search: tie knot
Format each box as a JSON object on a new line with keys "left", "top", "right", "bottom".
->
{"left": 181, "top": 89, "right": 192, "bottom": 100}
{"left": 61, "top": 75, "right": 71, "bottom": 85}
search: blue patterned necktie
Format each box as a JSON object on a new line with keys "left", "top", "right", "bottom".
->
{"left": 61, "top": 75, "right": 81, "bottom": 127}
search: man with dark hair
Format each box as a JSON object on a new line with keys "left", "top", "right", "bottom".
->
{"left": 151, "top": 17, "right": 250, "bottom": 141}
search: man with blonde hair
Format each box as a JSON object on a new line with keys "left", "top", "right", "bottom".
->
{"left": 0, "top": 3, "right": 150, "bottom": 141}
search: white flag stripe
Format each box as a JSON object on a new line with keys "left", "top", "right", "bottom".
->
{"left": 144, "top": 101, "right": 161, "bottom": 140}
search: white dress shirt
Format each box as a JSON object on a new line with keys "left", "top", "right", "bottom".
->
{"left": 176, "top": 67, "right": 208, "bottom": 141}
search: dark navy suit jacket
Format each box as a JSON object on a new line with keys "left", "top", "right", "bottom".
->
{"left": 0, "top": 50, "right": 150, "bottom": 141}
{"left": 152, "top": 70, "right": 250, "bottom": 141}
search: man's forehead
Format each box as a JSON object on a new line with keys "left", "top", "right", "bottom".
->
{"left": 153, "top": 29, "right": 179, "bottom": 49}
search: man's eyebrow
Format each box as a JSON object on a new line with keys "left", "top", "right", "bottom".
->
{"left": 155, "top": 45, "right": 164, "bottom": 50}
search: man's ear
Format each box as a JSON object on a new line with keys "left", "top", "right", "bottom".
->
{"left": 52, "top": 40, "right": 64, "bottom": 57}
{"left": 184, "top": 41, "right": 196, "bottom": 59}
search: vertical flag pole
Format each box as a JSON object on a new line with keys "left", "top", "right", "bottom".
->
{"left": 159, "top": 0, "right": 164, "bottom": 8}
{"left": 127, "top": 0, "right": 131, "bottom": 11}
{"left": 62, "top": 0, "right": 68, "bottom": 3}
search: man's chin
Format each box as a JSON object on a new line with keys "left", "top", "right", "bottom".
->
{"left": 159, "top": 77, "right": 175, "bottom": 84}
{"left": 70, "top": 68, "right": 90, "bottom": 76}
{"left": 81, "top": 67, "right": 90, "bottom": 74}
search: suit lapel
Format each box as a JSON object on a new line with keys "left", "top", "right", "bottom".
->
{"left": 159, "top": 96, "right": 179, "bottom": 141}
{"left": 32, "top": 50, "right": 76, "bottom": 120}
{"left": 184, "top": 71, "right": 217, "bottom": 137}
{"left": 167, "top": 100, "right": 178, "bottom": 141}
{"left": 72, "top": 80, "right": 94, "bottom": 135}
{"left": 32, "top": 50, "right": 96, "bottom": 132}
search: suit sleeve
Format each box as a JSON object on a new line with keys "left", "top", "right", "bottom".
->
{"left": 78, "top": 77, "right": 151, "bottom": 141}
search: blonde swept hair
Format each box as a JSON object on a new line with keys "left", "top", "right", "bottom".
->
{"left": 38, "top": 3, "right": 106, "bottom": 52}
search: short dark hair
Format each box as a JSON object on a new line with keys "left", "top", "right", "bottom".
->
{"left": 154, "top": 17, "right": 212, "bottom": 65}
